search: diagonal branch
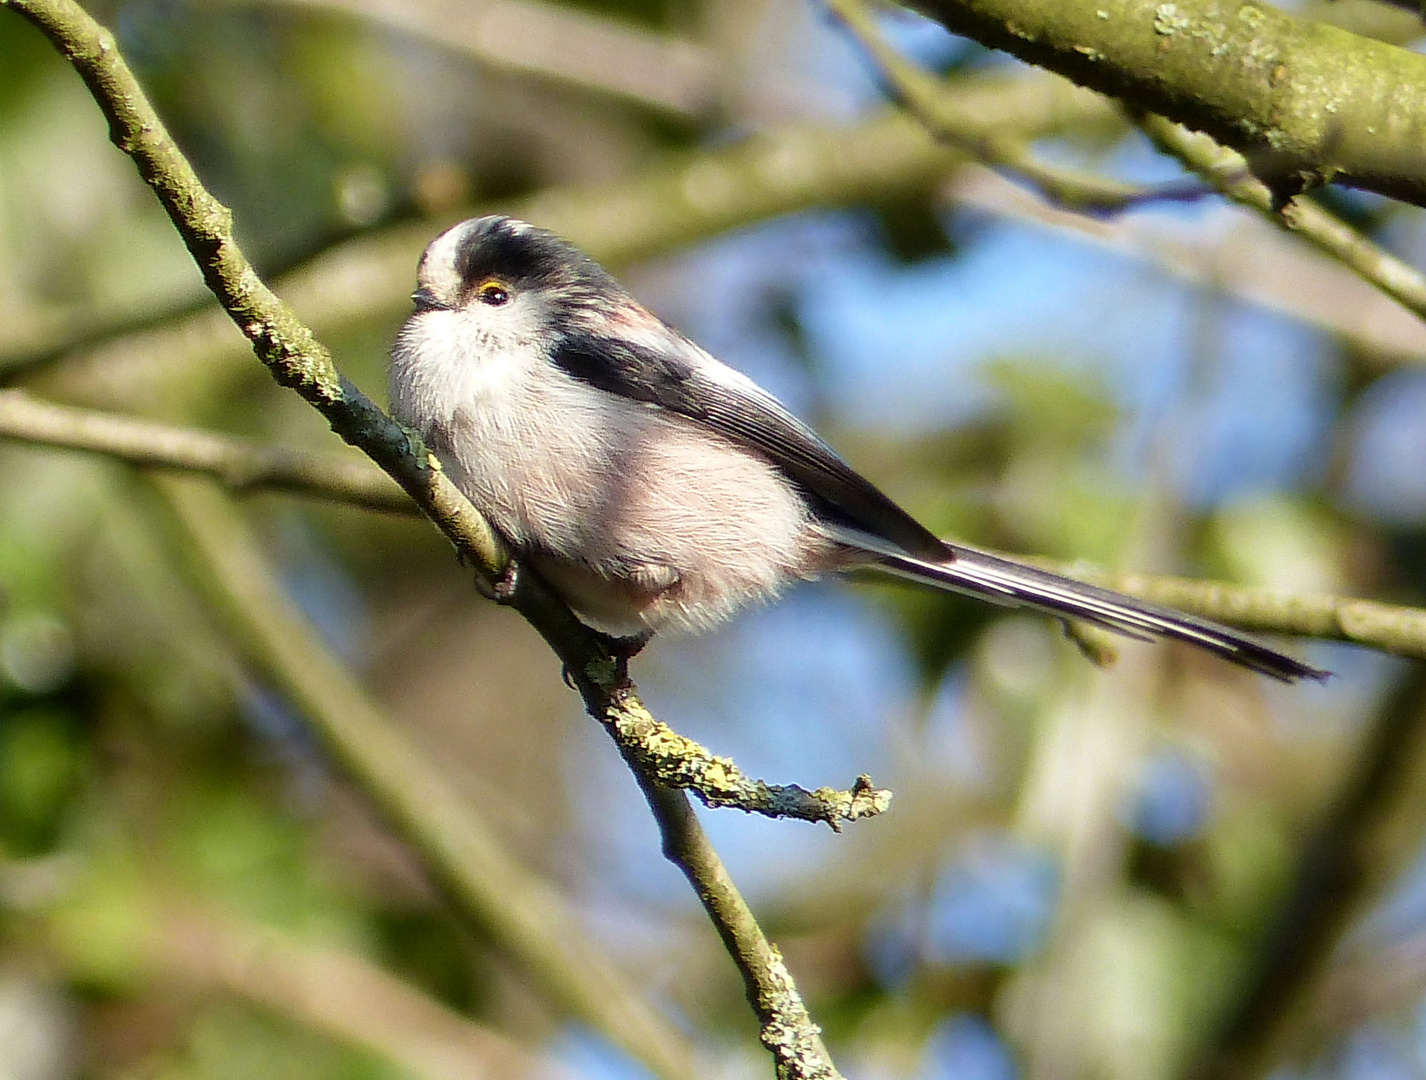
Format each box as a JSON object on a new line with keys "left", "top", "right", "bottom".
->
{"left": 164, "top": 475, "right": 848, "bottom": 1079}
{"left": 634, "top": 779, "right": 843, "bottom": 1080}
{"left": 159, "top": 475, "right": 698, "bottom": 1080}
{"left": 827, "top": 0, "right": 1203, "bottom": 213}
{"left": 1134, "top": 113, "right": 1426, "bottom": 323}
{"left": 0, "top": 2, "right": 851, "bottom": 1075}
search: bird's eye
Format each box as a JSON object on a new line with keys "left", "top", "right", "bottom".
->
{"left": 477, "top": 280, "right": 510, "bottom": 306}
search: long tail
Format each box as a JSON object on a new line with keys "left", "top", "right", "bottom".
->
{"left": 860, "top": 540, "right": 1326, "bottom": 683}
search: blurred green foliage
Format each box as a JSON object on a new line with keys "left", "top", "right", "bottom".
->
{"left": 0, "top": 2, "right": 1418, "bottom": 1079}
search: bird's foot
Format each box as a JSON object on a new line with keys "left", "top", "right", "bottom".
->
{"left": 475, "top": 559, "right": 520, "bottom": 605}
{"left": 563, "top": 628, "right": 653, "bottom": 692}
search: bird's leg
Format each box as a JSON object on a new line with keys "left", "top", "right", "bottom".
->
{"left": 603, "top": 628, "right": 654, "bottom": 662}
{"left": 563, "top": 627, "right": 653, "bottom": 690}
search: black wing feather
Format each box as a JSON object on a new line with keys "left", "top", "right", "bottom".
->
{"left": 552, "top": 329, "right": 948, "bottom": 559}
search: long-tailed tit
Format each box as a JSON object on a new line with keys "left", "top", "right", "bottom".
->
{"left": 390, "top": 215, "right": 1324, "bottom": 682}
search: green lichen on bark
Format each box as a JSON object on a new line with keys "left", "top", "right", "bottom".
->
{"left": 595, "top": 683, "right": 891, "bottom": 829}
{"left": 909, "top": 0, "right": 1426, "bottom": 206}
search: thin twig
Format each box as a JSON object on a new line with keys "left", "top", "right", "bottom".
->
{"left": 825, "top": 0, "right": 1203, "bottom": 213}
{"left": 633, "top": 778, "right": 844, "bottom": 1080}
{"left": 0, "top": 389, "right": 413, "bottom": 513}
{"left": 602, "top": 694, "right": 891, "bottom": 829}
{"left": 947, "top": 168, "right": 1426, "bottom": 368}
{"left": 1135, "top": 113, "right": 1426, "bottom": 324}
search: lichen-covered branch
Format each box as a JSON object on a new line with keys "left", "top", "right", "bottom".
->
{"left": 634, "top": 779, "right": 844, "bottom": 1080}
{"left": 601, "top": 691, "right": 891, "bottom": 829}
{"left": 0, "top": 389, "right": 413, "bottom": 513}
{"left": 906, "top": 0, "right": 1426, "bottom": 208}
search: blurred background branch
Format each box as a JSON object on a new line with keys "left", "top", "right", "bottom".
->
{"left": 158, "top": 474, "right": 699, "bottom": 1080}
{"left": 1190, "top": 663, "right": 1426, "bottom": 1080}
{"left": 239, "top": 0, "right": 719, "bottom": 117}
{"left": 8, "top": 72, "right": 1116, "bottom": 410}
{"left": 137, "top": 899, "right": 575, "bottom": 1080}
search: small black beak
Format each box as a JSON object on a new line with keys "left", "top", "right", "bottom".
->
{"left": 411, "top": 286, "right": 450, "bottom": 312}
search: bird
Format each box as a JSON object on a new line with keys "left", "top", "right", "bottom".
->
{"left": 389, "top": 214, "right": 1325, "bottom": 683}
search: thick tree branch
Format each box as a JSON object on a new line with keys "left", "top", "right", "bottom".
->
{"left": 906, "top": 0, "right": 1426, "bottom": 208}
{"left": 826, "top": 0, "right": 1426, "bottom": 332}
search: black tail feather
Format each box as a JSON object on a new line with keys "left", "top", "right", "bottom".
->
{"left": 870, "top": 545, "right": 1327, "bottom": 684}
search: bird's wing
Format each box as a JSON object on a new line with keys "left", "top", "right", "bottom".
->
{"left": 551, "top": 324, "right": 948, "bottom": 559}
